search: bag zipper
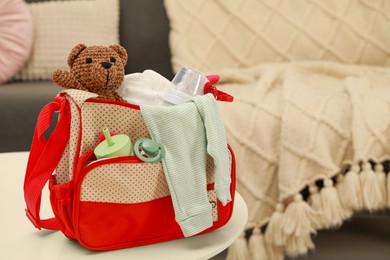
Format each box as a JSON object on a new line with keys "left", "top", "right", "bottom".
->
{"left": 83, "top": 155, "right": 143, "bottom": 175}
{"left": 74, "top": 151, "right": 143, "bottom": 184}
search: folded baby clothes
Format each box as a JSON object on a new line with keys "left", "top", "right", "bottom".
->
{"left": 117, "top": 69, "right": 171, "bottom": 105}
{"left": 140, "top": 94, "right": 231, "bottom": 237}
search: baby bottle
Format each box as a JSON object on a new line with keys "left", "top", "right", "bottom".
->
{"left": 163, "top": 67, "right": 208, "bottom": 105}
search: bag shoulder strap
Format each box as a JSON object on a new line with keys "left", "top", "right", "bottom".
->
{"left": 24, "top": 96, "right": 71, "bottom": 230}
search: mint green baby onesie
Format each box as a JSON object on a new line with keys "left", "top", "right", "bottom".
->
{"left": 140, "top": 94, "right": 231, "bottom": 237}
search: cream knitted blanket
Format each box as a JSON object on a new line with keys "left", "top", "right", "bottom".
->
{"left": 217, "top": 61, "right": 390, "bottom": 259}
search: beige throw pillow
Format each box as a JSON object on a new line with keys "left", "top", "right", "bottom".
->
{"left": 164, "top": 0, "right": 390, "bottom": 73}
{"left": 16, "top": 0, "right": 120, "bottom": 81}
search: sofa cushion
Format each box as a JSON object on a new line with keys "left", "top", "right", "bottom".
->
{"left": 164, "top": 0, "right": 390, "bottom": 73}
{"left": 0, "top": 81, "right": 61, "bottom": 152}
{"left": 119, "top": 0, "right": 174, "bottom": 79}
{"left": 0, "top": 0, "right": 33, "bottom": 84}
{"left": 23, "top": 0, "right": 174, "bottom": 79}
{"left": 15, "top": 0, "right": 120, "bottom": 81}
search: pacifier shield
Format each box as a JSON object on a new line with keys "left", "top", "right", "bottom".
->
{"left": 134, "top": 138, "right": 165, "bottom": 163}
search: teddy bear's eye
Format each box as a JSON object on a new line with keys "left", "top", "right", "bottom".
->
{"left": 86, "top": 58, "right": 92, "bottom": 64}
{"left": 110, "top": 57, "right": 116, "bottom": 63}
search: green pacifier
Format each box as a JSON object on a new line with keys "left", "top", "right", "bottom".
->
{"left": 94, "top": 128, "right": 134, "bottom": 159}
{"left": 134, "top": 138, "right": 165, "bottom": 163}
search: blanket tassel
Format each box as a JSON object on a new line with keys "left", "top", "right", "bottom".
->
{"left": 308, "top": 184, "right": 328, "bottom": 229}
{"left": 284, "top": 233, "right": 315, "bottom": 257}
{"left": 226, "top": 231, "right": 250, "bottom": 260}
{"left": 264, "top": 240, "right": 284, "bottom": 260}
{"left": 281, "top": 194, "right": 317, "bottom": 256}
{"left": 375, "top": 163, "right": 387, "bottom": 209}
{"left": 361, "top": 162, "right": 382, "bottom": 211}
{"left": 249, "top": 227, "right": 268, "bottom": 260}
{"left": 264, "top": 203, "right": 285, "bottom": 246}
{"left": 387, "top": 161, "right": 390, "bottom": 208}
{"left": 337, "top": 164, "right": 363, "bottom": 211}
{"left": 320, "top": 179, "right": 352, "bottom": 227}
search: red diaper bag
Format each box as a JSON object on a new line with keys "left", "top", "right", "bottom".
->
{"left": 23, "top": 89, "right": 236, "bottom": 250}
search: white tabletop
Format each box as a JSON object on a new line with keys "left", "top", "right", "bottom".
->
{"left": 1, "top": 152, "right": 248, "bottom": 260}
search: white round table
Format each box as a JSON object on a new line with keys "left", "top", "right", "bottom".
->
{"left": 1, "top": 152, "right": 248, "bottom": 260}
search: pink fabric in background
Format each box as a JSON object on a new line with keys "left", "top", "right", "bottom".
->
{"left": 0, "top": 0, "right": 33, "bottom": 84}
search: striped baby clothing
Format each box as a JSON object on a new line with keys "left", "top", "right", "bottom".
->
{"left": 140, "top": 94, "right": 231, "bottom": 237}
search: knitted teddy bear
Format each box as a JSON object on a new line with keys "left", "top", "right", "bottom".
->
{"left": 52, "top": 43, "right": 128, "bottom": 101}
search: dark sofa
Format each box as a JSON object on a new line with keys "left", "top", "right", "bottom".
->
{"left": 0, "top": 0, "right": 174, "bottom": 152}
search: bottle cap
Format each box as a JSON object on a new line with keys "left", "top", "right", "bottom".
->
{"left": 163, "top": 67, "right": 208, "bottom": 105}
{"left": 163, "top": 88, "right": 192, "bottom": 105}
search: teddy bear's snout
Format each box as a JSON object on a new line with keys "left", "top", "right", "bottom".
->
{"left": 100, "top": 61, "right": 112, "bottom": 69}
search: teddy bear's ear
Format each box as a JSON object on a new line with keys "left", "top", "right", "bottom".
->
{"left": 67, "top": 43, "right": 87, "bottom": 67}
{"left": 109, "top": 44, "right": 128, "bottom": 66}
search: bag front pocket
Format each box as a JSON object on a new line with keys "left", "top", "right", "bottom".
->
{"left": 72, "top": 151, "right": 232, "bottom": 250}
{"left": 73, "top": 154, "right": 184, "bottom": 250}
{"left": 78, "top": 155, "right": 170, "bottom": 204}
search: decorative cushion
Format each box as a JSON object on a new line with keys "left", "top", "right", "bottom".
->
{"left": 0, "top": 0, "right": 33, "bottom": 84}
{"left": 164, "top": 0, "right": 390, "bottom": 73}
{"left": 15, "top": 0, "right": 120, "bottom": 81}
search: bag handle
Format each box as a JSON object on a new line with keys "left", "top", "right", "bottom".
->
{"left": 24, "top": 96, "right": 71, "bottom": 230}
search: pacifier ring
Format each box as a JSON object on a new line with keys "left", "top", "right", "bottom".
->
{"left": 134, "top": 138, "right": 165, "bottom": 163}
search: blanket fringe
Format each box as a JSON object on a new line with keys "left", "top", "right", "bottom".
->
{"left": 375, "top": 163, "right": 387, "bottom": 209}
{"left": 280, "top": 194, "right": 317, "bottom": 256}
{"left": 284, "top": 233, "right": 315, "bottom": 257}
{"left": 308, "top": 185, "right": 328, "bottom": 229}
{"left": 361, "top": 162, "right": 382, "bottom": 211}
{"left": 264, "top": 239, "right": 284, "bottom": 260}
{"left": 257, "top": 159, "right": 390, "bottom": 259}
{"left": 264, "top": 203, "right": 286, "bottom": 246}
{"left": 226, "top": 232, "right": 250, "bottom": 260}
{"left": 236, "top": 226, "right": 285, "bottom": 260}
{"left": 320, "top": 179, "right": 352, "bottom": 227}
{"left": 249, "top": 227, "right": 268, "bottom": 260}
{"left": 281, "top": 194, "right": 318, "bottom": 236}
{"left": 387, "top": 163, "right": 390, "bottom": 208}
{"left": 388, "top": 173, "right": 390, "bottom": 208}
{"left": 264, "top": 194, "right": 318, "bottom": 257}
{"left": 337, "top": 164, "right": 363, "bottom": 211}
